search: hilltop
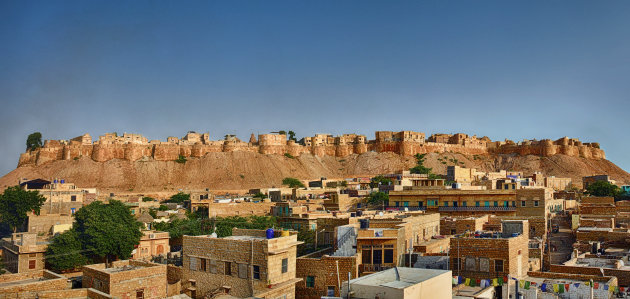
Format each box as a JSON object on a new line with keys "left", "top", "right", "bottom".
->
{"left": 1, "top": 150, "right": 628, "bottom": 193}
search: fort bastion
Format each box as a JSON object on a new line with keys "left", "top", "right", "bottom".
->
{"left": 17, "top": 131, "right": 605, "bottom": 167}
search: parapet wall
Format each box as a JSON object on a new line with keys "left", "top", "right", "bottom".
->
{"left": 17, "top": 132, "right": 606, "bottom": 167}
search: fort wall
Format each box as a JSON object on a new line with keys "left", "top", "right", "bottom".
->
{"left": 17, "top": 131, "right": 606, "bottom": 167}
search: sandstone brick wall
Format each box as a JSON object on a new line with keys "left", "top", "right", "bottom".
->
{"left": 205, "top": 202, "right": 275, "bottom": 217}
{"left": 27, "top": 214, "right": 74, "bottom": 235}
{"left": 449, "top": 234, "right": 529, "bottom": 280}
{"left": 182, "top": 231, "right": 299, "bottom": 298}
{"left": 82, "top": 260, "right": 167, "bottom": 299}
{"left": 295, "top": 251, "right": 358, "bottom": 299}
{"left": 0, "top": 270, "right": 69, "bottom": 296}
{"left": 441, "top": 216, "right": 487, "bottom": 235}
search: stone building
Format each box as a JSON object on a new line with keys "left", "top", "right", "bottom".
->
{"left": 1, "top": 233, "right": 48, "bottom": 273}
{"left": 132, "top": 230, "right": 170, "bottom": 260}
{"left": 181, "top": 228, "right": 303, "bottom": 299}
{"left": 356, "top": 213, "right": 440, "bottom": 276}
{"left": 295, "top": 248, "right": 358, "bottom": 298}
{"left": 19, "top": 178, "right": 91, "bottom": 215}
{"left": 82, "top": 260, "right": 167, "bottom": 299}
{"left": 389, "top": 188, "right": 518, "bottom": 216}
{"left": 449, "top": 220, "right": 530, "bottom": 280}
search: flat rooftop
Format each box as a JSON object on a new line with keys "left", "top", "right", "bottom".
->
{"left": 348, "top": 267, "right": 449, "bottom": 289}
{"left": 102, "top": 264, "right": 147, "bottom": 273}
{"left": 0, "top": 270, "right": 65, "bottom": 289}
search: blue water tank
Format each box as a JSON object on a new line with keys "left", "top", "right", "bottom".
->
{"left": 512, "top": 233, "right": 520, "bottom": 237}
{"left": 60, "top": 179, "right": 65, "bottom": 184}
{"left": 266, "top": 228, "right": 274, "bottom": 239}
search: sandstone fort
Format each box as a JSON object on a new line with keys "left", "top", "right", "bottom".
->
{"left": 18, "top": 130, "right": 605, "bottom": 167}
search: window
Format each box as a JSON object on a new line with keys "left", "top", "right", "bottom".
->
{"left": 395, "top": 201, "right": 399, "bottom": 207}
{"left": 373, "top": 249, "right": 383, "bottom": 264}
{"left": 452, "top": 201, "right": 457, "bottom": 207}
{"left": 253, "top": 265, "right": 260, "bottom": 279}
{"left": 493, "top": 201, "right": 498, "bottom": 207}
{"left": 224, "top": 261, "right": 232, "bottom": 275}
{"left": 136, "top": 289, "right": 144, "bottom": 299}
{"left": 453, "top": 258, "right": 461, "bottom": 270}
{"left": 28, "top": 260, "right": 36, "bottom": 269}
{"left": 200, "top": 258, "right": 207, "bottom": 272}
{"left": 475, "top": 201, "right": 480, "bottom": 207}
{"left": 465, "top": 257, "right": 477, "bottom": 271}
{"left": 451, "top": 229, "right": 456, "bottom": 234}
{"left": 362, "top": 250, "right": 372, "bottom": 264}
{"left": 71, "top": 195, "right": 76, "bottom": 202}
{"left": 189, "top": 257, "right": 198, "bottom": 271}
{"left": 306, "top": 276, "right": 315, "bottom": 288}
{"left": 479, "top": 258, "right": 489, "bottom": 272}
{"left": 384, "top": 249, "right": 394, "bottom": 263}
{"left": 512, "top": 201, "right": 516, "bottom": 207}
{"left": 495, "top": 259, "right": 504, "bottom": 272}
{"left": 521, "top": 201, "right": 526, "bottom": 207}
{"left": 534, "top": 201, "right": 539, "bottom": 207}
{"left": 238, "top": 263, "right": 248, "bottom": 279}
{"left": 281, "top": 258, "right": 288, "bottom": 273}
{"left": 209, "top": 259, "right": 217, "bottom": 273}
{"left": 462, "top": 201, "right": 467, "bottom": 207}
{"left": 484, "top": 201, "right": 489, "bottom": 207}
{"left": 418, "top": 202, "right": 423, "bottom": 207}
{"left": 444, "top": 202, "right": 448, "bottom": 207}
{"left": 403, "top": 201, "right": 409, "bottom": 207}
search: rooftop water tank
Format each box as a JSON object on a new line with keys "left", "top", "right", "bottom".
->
{"left": 266, "top": 228, "right": 274, "bottom": 239}
{"left": 281, "top": 230, "right": 290, "bottom": 237}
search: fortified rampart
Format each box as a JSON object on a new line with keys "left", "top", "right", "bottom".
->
{"left": 17, "top": 131, "right": 605, "bottom": 167}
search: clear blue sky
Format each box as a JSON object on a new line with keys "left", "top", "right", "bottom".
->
{"left": 1, "top": 1, "right": 629, "bottom": 176}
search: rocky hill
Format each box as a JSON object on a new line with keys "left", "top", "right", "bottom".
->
{"left": 1, "top": 151, "right": 628, "bottom": 192}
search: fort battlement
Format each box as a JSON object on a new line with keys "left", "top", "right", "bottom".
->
{"left": 17, "top": 131, "right": 605, "bottom": 167}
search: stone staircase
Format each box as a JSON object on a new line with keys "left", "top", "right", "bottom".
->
{"left": 331, "top": 226, "right": 356, "bottom": 257}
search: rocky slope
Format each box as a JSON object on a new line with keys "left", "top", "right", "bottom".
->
{"left": 1, "top": 151, "right": 628, "bottom": 192}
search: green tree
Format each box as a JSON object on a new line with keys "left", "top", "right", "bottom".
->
{"left": 278, "top": 130, "right": 287, "bottom": 136}
{"left": 367, "top": 191, "right": 389, "bottom": 206}
{"left": 158, "top": 204, "right": 169, "bottom": 211}
{"left": 288, "top": 131, "right": 297, "bottom": 142}
{"left": 586, "top": 181, "right": 621, "bottom": 197}
{"left": 164, "top": 192, "right": 190, "bottom": 203}
{"left": 282, "top": 177, "right": 305, "bottom": 188}
{"left": 370, "top": 175, "right": 393, "bottom": 188}
{"left": 73, "top": 200, "right": 143, "bottom": 265}
{"left": 175, "top": 155, "right": 187, "bottom": 164}
{"left": 253, "top": 192, "right": 267, "bottom": 200}
{"left": 0, "top": 186, "right": 46, "bottom": 233}
{"left": 142, "top": 196, "right": 155, "bottom": 202}
{"left": 45, "top": 229, "right": 89, "bottom": 272}
{"left": 410, "top": 153, "right": 433, "bottom": 175}
{"left": 148, "top": 208, "right": 158, "bottom": 219}
{"left": 26, "top": 132, "right": 43, "bottom": 151}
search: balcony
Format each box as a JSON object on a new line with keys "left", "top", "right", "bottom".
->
{"left": 438, "top": 206, "right": 516, "bottom": 212}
